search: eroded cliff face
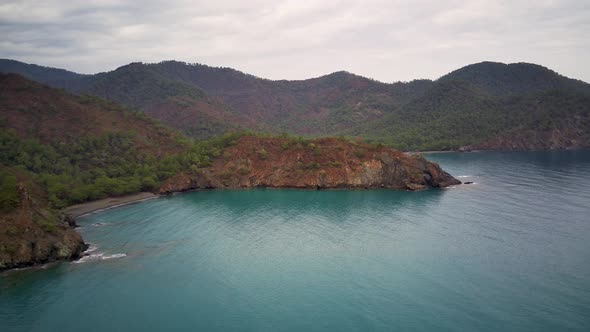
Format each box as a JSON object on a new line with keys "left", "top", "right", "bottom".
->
{"left": 0, "top": 184, "right": 87, "bottom": 272}
{"left": 160, "top": 136, "right": 460, "bottom": 193}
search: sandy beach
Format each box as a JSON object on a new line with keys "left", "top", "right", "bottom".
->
{"left": 63, "top": 192, "right": 159, "bottom": 218}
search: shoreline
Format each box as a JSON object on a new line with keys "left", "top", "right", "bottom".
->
{"left": 62, "top": 149, "right": 588, "bottom": 219}
{"left": 63, "top": 192, "right": 159, "bottom": 219}
{"left": 411, "top": 150, "right": 461, "bottom": 154}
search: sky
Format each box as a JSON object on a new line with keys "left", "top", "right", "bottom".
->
{"left": 0, "top": 0, "right": 589, "bottom": 83}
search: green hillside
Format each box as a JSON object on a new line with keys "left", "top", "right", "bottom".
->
{"left": 0, "top": 74, "right": 236, "bottom": 209}
{"left": 2, "top": 59, "right": 589, "bottom": 151}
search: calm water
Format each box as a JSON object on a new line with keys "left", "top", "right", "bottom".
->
{"left": 2, "top": 151, "right": 590, "bottom": 331}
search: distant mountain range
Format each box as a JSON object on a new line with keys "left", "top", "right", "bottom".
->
{"left": 1, "top": 59, "right": 589, "bottom": 150}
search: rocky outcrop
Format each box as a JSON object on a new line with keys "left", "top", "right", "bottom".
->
{"left": 0, "top": 184, "right": 87, "bottom": 272}
{"left": 160, "top": 136, "right": 460, "bottom": 193}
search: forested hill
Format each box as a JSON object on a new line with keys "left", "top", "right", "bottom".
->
{"left": 0, "top": 59, "right": 86, "bottom": 92}
{"left": 438, "top": 61, "right": 590, "bottom": 96}
{"left": 0, "top": 73, "right": 227, "bottom": 208}
{"left": 0, "top": 59, "right": 435, "bottom": 137}
{"left": 1, "top": 59, "right": 589, "bottom": 151}
{"left": 358, "top": 62, "right": 590, "bottom": 150}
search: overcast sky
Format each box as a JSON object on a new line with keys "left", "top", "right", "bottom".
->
{"left": 1, "top": 0, "right": 588, "bottom": 82}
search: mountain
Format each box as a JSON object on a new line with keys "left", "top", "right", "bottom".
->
{"left": 0, "top": 61, "right": 251, "bottom": 139}
{"left": 145, "top": 61, "right": 434, "bottom": 135}
{"left": 361, "top": 63, "right": 590, "bottom": 150}
{"left": 437, "top": 61, "right": 590, "bottom": 96}
{"left": 2, "top": 59, "right": 589, "bottom": 151}
{"left": 0, "top": 59, "right": 434, "bottom": 137}
{"left": 460, "top": 90, "right": 590, "bottom": 150}
{"left": 0, "top": 59, "right": 86, "bottom": 92}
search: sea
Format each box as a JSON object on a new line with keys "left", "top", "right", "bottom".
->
{"left": 1, "top": 151, "right": 589, "bottom": 331}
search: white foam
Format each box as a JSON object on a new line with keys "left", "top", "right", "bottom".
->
{"left": 104, "top": 254, "right": 127, "bottom": 259}
{"left": 84, "top": 244, "right": 99, "bottom": 254}
{"left": 73, "top": 252, "right": 127, "bottom": 264}
{"left": 457, "top": 175, "right": 472, "bottom": 178}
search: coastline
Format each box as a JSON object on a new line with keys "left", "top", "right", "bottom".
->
{"left": 405, "top": 150, "right": 463, "bottom": 155}
{"left": 63, "top": 149, "right": 475, "bottom": 220}
{"left": 63, "top": 192, "right": 159, "bottom": 219}
{"left": 61, "top": 146, "right": 472, "bottom": 221}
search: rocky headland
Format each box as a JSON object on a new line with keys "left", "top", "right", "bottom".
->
{"left": 160, "top": 136, "right": 461, "bottom": 193}
{"left": 0, "top": 182, "right": 87, "bottom": 272}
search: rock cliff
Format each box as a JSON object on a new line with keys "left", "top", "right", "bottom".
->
{"left": 160, "top": 136, "right": 460, "bottom": 193}
{"left": 0, "top": 182, "right": 87, "bottom": 272}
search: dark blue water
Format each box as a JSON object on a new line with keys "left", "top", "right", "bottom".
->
{"left": 2, "top": 151, "right": 590, "bottom": 331}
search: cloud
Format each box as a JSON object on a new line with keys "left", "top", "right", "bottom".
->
{"left": 0, "top": 0, "right": 588, "bottom": 82}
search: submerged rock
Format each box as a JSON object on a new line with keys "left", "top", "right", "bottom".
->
{"left": 160, "top": 136, "right": 461, "bottom": 193}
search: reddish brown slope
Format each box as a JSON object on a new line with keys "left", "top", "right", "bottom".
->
{"left": 0, "top": 73, "right": 184, "bottom": 157}
{"left": 0, "top": 168, "right": 86, "bottom": 271}
{"left": 160, "top": 136, "right": 460, "bottom": 192}
{"left": 143, "top": 96, "right": 263, "bottom": 138}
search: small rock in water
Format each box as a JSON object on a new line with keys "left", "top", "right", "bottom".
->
{"left": 464, "top": 181, "right": 474, "bottom": 184}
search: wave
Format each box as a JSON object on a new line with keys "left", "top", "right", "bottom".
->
{"left": 84, "top": 244, "right": 99, "bottom": 253}
{"left": 457, "top": 175, "right": 472, "bottom": 178}
{"left": 73, "top": 252, "right": 127, "bottom": 264}
{"left": 445, "top": 181, "right": 477, "bottom": 189}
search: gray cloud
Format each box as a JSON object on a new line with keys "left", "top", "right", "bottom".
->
{"left": 1, "top": 0, "right": 589, "bottom": 82}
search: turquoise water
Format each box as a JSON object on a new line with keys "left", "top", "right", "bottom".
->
{"left": 2, "top": 151, "right": 590, "bottom": 331}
